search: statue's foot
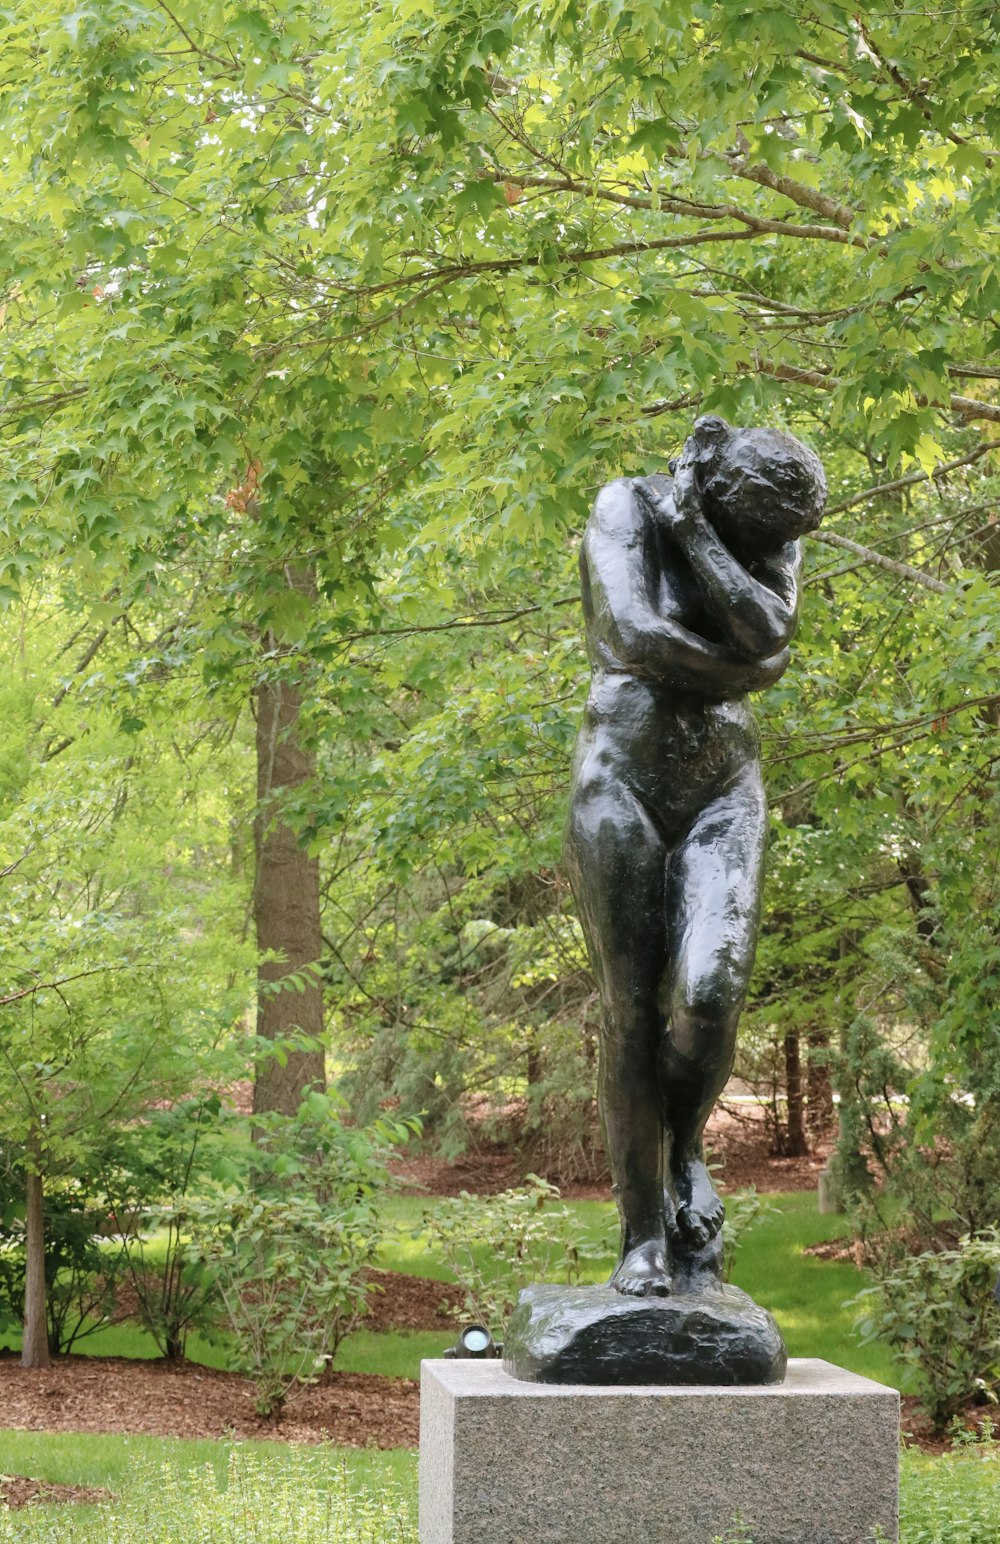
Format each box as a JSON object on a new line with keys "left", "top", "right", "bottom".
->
{"left": 672, "top": 1155, "right": 724, "bottom": 1250}
{"left": 609, "top": 1239, "right": 671, "bottom": 1297}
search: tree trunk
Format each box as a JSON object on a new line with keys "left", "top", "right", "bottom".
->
{"left": 526, "top": 1031, "right": 543, "bottom": 1090}
{"left": 22, "top": 1168, "right": 50, "bottom": 1369}
{"left": 806, "top": 1028, "right": 835, "bottom": 1135}
{"left": 253, "top": 567, "right": 325, "bottom": 1117}
{"left": 783, "top": 1030, "right": 810, "bottom": 1157}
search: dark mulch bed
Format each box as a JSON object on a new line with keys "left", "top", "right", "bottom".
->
{"left": 390, "top": 1101, "right": 835, "bottom": 1201}
{"left": 1, "top": 1475, "right": 113, "bottom": 1510}
{"left": 0, "top": 1352, "right": 418, "bottom": 1449}
{"left": 899, "top": 1395, "right": 998, "bottom": 1456}
{"left": 364, "top": 1268, "right": 463, "bottom": 1332}
{"left": 0, "top": 1350, "right": 966, "bottom": 1459}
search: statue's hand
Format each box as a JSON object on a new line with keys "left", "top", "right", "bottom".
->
{"left": 633, "top": 472, "right": 699, "bottom": 539}
{"left": 667, "top": 445, "right": 703, "bottom": 533}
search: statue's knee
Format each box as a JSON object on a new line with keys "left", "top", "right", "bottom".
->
{"left": 670, "top": 991, "right": 739, "bottom": 1066}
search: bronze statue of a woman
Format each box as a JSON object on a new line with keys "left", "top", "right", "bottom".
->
{"left": 565, "top": 415, "right": 826, "bottom": 1296}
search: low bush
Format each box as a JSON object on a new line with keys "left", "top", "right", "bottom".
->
{"left": 421, "top": 1176, "right": 601, "bottom": 1331}
{"left": 101, "top": 1097, "right": 231, "bottom": 1360}
{"left": 854, "top": 1229, "right": 1000, "bottom": 1431}
{"left": 0, "top": 1163, "right": 129, "bottom": 1356}
{"left": 184, "top": 1094, "right": 414, "bottom": 1417}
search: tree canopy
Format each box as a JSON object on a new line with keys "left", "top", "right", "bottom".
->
{"left": 0, "top": 0, "right": 997, "bottom": 1196}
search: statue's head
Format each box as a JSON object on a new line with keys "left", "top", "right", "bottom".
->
{"left": 680, "top": 415, "right": 827, "bottom": 552}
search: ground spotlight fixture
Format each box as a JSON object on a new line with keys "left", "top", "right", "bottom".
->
{"left": 443, "top": 1324, "right": 500, "bottom": 1359}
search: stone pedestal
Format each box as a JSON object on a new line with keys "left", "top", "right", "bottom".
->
{"left": 419, "top": 1357, "right": 899, "bottom": 1544}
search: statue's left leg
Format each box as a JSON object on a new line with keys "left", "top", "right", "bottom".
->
{"left": 660, "top": 765, "right": 768, "bottom": 1252}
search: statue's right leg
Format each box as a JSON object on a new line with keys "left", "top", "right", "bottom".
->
{"left": 566, "top": 760, "right": 671, "bottom": 1297}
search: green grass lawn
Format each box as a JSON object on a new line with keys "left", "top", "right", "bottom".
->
{"left": 0, "top": 1428, "right": 416, "bottom": 1493}
{"left": 0, "top": 1432, "right": 417, "bottom": 1538}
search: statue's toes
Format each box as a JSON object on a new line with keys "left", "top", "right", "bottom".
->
{"left": 677, "top": 1209, "right": 711, "bottom": 1249}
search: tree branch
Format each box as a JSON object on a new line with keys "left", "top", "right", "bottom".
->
{"left": 809, "top": 530, "right": 950, "bottom": 593}
{"left": 759, "top": 359, "right": 1000, "bottom": 425}
{"left": 152, "top": 0, "right": 233, "bottom": 71}
{"left": 0, "top": 967, "right": 118, "bottom": 1009}
{"left": 724, "top": 151, "right": 857, "bottom": 231}
{"left": 825, "top": 444, "right": 996, "bottom": 516}
{"left": 50, "top": 628, "right": 112, "bottom": 712}
{"left": 348, "top": 227, "right": 761, "bottom": 302}
{"left": 491, "top": 172, "right": 874, "bottom": 251}
{"left": 339, "top": 599, "right": 577, "bottom": 647}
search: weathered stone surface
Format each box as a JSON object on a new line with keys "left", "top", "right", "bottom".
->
{"left": 419, "top": 1357, "right": 900, "bottom": 1544}
{"left": 502, "top": 1281, "right": 787, "bottom": 1386}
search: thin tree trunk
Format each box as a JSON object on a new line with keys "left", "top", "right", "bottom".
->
{"left": 526, "top": 1031, "right": 543, "bottom": 1090}
{"left": 783, "top": 1031, "right": 809, "bottom": 1157}
{"left": 807, "top": 1027, "right": 834, "bottom": 1135}
{"left": 22, "top": 1168, "right": 50, "bottom": 1369}
{"left": 253, "top": 565, "right": 325, "bottom": 1117}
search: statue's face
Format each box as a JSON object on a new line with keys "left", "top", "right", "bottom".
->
{"left": 690, "top": 418, "right": 826, "bottom": 554}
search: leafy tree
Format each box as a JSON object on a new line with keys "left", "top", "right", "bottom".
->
{"left": 0, "top": 591, "right": 252, "bottom": 1364}
{"left": 0, "top": 2, "right": 997, "bottom": 1213}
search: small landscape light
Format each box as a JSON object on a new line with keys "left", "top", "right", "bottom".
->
{"left": 443, "top": 1324, "right": 500, "bottom": 1359}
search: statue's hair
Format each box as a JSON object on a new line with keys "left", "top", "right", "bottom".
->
{"left": 694, "top": 419, "right": 827, "bottom": 539}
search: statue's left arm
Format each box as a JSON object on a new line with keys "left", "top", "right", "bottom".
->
{"left": 677, "top": 519, "right": 801, "bottom": 660}
{"left": 635, "top": 472, "right": 801, "bottom": 660}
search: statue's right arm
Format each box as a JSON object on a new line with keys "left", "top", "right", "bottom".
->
{"left": 584, "top": 482, "right": 788, "bottom": 695}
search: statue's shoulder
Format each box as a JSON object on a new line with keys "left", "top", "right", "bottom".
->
{"left": 589, "top": 472, "right": 672, "bottom": 541}
{"left": 592, "top": 476, "right": 635, "bottom": 514}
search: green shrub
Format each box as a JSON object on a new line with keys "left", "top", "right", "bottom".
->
{"left": 102, "top": 1097, "right": 231, "bottom": 1360}
{"left": 420, "top": 1176, "right": 601, "bottom": 1332}
{"left": 854, "top": 1230, "right": 1000, "bottom": 1431}
{"left": 0, "top": 1449, "right": 416, "bottom": 1542}
{"left": 0, "top": 1161, "right": 129, "bottom": 1355}
{"left": 184, "top": 1095, "right": 414, "bottom": 1416}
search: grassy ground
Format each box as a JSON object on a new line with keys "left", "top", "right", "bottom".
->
{"left": 0, "top": 1434, "right": 416, "bottom": 1539}
{"left": 0, "top": 1192, "right": 899, "bottom": 1386}
{"left": 0, "top": 1427, "right": 414, "bottom": 1494}
{"left": 0, "top": 1196, "right": 995, "bottom": 1538}
{"left": 0, "top": 1431, "right": 996, "bottom": 1541}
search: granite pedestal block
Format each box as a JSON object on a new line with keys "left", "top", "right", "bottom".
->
{"left": 419, "top": 1358, "right": 899, "bottom": 1544}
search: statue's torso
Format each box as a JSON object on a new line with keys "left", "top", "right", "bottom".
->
{"left": 573, "top": 478, "right": 761, "bottom": 833}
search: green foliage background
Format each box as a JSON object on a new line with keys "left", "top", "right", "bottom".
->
{"left": 0, "top": 0, "right": 997, "bottom": 1193}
